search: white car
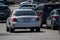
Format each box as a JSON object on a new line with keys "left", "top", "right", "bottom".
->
{"left": 20, "top": 4, "right": 37, "bottom": 10}
{"left": 6, "top": 9, "right": 41, "bottom": 32}
{"left": 20, "top": 1, "right": 31, "bottom": 6}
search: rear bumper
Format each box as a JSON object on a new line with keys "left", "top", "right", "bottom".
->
{"left": 11, "top": 22, "right": 41, "bottom": 28}
{"left": 14, "top": 27, "right": 40, "bottom": 29}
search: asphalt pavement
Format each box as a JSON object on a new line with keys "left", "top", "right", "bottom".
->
{"left": 0, "top": 5, "right": 60, "bottom": 40}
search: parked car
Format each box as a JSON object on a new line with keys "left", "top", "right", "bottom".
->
{"left": 36, "top": 3, "right": 60, "bottom": 26}
{"left": 46, "top": 9, "right": 60, "bottom": 30}
{"left": 0, "top": 5, "right": 11, "bottom": 22}
{"left": 19, "top": 4, "right": 37, "bottom": 10}
{"left": 20, "top": 1, "right": 31, "bottom": 6}
{"left": 0, "top": 3, "right": 4, "bottom": 5}
{"left": 6, "top": 9, "right": 41, "bottom": 32}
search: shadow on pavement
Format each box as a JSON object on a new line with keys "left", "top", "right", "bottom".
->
{"left": 12, "top": 31, "right": 45, "bottom": 33}
{"left": 0, "top": 31, "right": 45, "bottom": 36}
{"left": 0, "top": 33, "right": 10, "bottom": 36}
{"left": 0, "top": 22, "right": 6, "bottom": 23}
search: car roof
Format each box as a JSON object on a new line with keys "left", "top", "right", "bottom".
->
{"left": 38, "top": 3, "right": 60, "bottom": 6}
{"left": 0, "top": 5, "right": 8, "bottom": 7}
{"left": 52, "top": 9, "right": 60, "bottom": 11}
{"left": 21, "top": 4, "right": 37, "bottom": 5}
{"left": 0, "top": 5, "right": 8, "bottom": 6}
{"left": 14, "top": 9, "right": 34, "bottom": 12}
{"left": 20, "top": 2, "right": 30, "bottom": 4}
{"left": 50, "top": 9, "right": 60, "bottom": 13}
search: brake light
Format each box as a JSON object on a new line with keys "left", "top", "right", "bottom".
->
{"left": 13, "top": 18, "right": 17, "bottom": 22}
{"left": 53, "top": 16, "right": 58, "bottom": 19}
{"left": 42, "top": 9, "right": 44, "bottom": 16}
{"left": 36, "top": 16, "right": 40, "bottom": 21}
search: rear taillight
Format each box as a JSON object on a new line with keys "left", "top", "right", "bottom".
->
{"left": 42, "top": 9, "right": 44, "bottom": 16}
{"left": 36, "top": 16, "right": 40, "bottom": 21}
{"left": 53, "top": 16, "right": 58, "bottom": 19}
{"left": 13, "top": 18, "right": 17, "bottom": 22}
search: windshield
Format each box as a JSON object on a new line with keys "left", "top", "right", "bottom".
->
{"left": 21, "top": 5, "right": 32, "bottom": 7}
{"left": 14, "top": 11, "right": 36, "bottom": 16}
{"left": 21, "top": 7, "right": 32, "bottom": 9}
{"left": 21, "top": 5, "right": 36, "bottom": 8}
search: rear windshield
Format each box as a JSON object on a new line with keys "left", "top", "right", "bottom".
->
{"left": 57, "top": 10, "right": 60, "bottom": 15}
{"left": 44, "top": 4, "right": 60, "bottom": 14}
{"left": 21, "top": 5, "right": 32, "bottom": 7}
{"left": 21, "top": 5, "right": 36, "bottom": 8}
{"left": 14, "top": 11, "right": 36, "bottom": 16}
{"left": 0, "top": 6, "right": 9, "bottom": 10}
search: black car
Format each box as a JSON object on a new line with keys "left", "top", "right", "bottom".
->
{"left": 37, "top": 3, "right": 60, "bottom": 25}
{"left": 0, "top": 5, "right": 11, "bottom": 22}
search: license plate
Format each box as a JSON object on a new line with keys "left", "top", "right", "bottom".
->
{"left": 23, "top": 18, "right": 30, "bottom": 22}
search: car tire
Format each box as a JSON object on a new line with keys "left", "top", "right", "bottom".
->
{"left": 9, "top": 27, "right": 14, "bottom": 33}
{"left": 30, "top": 28, "right": 34, "bottom": 32}
{"left": 6, "top": 27, "right": 9, "bottom": 32}
{"left": 36, "top": 27, "right": 40, "bottom": 32}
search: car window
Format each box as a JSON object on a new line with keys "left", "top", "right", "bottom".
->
{"left": 0, "top": 6, "right": 9, "bottom": 10}
{"left": 51, "top": 12, "right": 55, "bottom": 15}
{"left": 44, "top": 4, "right": 60, "bottom": 15}
{"left": 21, "top": 5, "right": 36, "bottom": 8}
{"left": 21, "top": 5, "right": 32, "bottom": 7}
{"left": 57, "top": 10, "right": 60, "bottom": 15}
{"left": 14, "top": 11, "right": 37, "bottom": 16}
{"left": 44, "top": 5, "right": 60, "bottom": 11}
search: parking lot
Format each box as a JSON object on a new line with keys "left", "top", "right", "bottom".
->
{"left": 0, "top": 4, "right": 60, "bottom": 40}
{"left": 0, "top": 23, "right": 60, "bottom": 40}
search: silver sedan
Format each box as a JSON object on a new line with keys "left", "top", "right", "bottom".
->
{"left": 6, "top": 9, "right": 41, "bottom": 32}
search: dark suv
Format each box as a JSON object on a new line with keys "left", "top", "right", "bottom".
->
{"left": 37, "top": 3, "right": 60, "bottom": 24}
{"left": 0, "top": 5, "right": 11, "bottom": 21}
